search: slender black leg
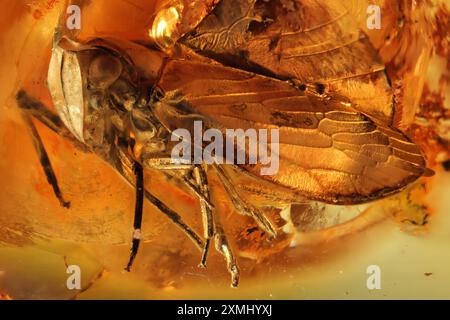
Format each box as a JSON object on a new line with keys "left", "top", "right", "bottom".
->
{"left": 16, "top": 89, "right": 204, "bottom": 251}
{"left": 16, "top": 90, "right": 86, "bottom": 150}
{"left": 125, "top": 162, "right": 145, "bottom": 271}
{"left": 20, "top": 109, "right": 71, "bottom": 208}
{"left": 114, "top": 147, "right": 204, "bottom": 250}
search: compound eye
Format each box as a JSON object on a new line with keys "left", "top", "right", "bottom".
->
{"left": 88, "top": 54, "right": 123, "bottom": 89}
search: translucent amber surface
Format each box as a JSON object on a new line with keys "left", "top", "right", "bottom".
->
{"left": 0, "top": 0, "right": 449, "bottom": 299}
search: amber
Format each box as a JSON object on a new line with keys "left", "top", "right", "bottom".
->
{"left": 0, "top": 0, "right": 449, "bottom": 299}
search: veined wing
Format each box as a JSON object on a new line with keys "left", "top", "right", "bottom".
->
{"left": 153, "top": 56, "right": 431, "bottom": 205}
{"left": 180, "top": 0, "right": 395, "bottom": 125}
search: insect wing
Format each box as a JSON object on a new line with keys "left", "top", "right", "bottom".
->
{"left": 154, "top": 56, "right": 429, "bottom": 205}
{"left": 180, "top": 0, "right": 394, "bottom": 125}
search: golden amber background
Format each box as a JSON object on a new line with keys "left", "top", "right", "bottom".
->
{"left": 0, "top": 0, "right": 449, "bottom": 299}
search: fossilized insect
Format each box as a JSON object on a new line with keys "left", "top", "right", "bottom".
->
{"left": 16, "top": 0, "right": 433, "bottom": 287}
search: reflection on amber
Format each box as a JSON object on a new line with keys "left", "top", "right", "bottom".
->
{"left": 0, "top": 0, "right": 449, "bottom": 299}
{"left": 151, "top": 5, "right": 181, "bottom": 50}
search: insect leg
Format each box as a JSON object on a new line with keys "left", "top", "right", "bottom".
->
{"left": 115, "top": 149, "right": 205, "bottom": 250}
{"left": 16, "top": 90, "right": 86, "bottom": 150}
{"left": 193, "top": 165, "right": 239, "bottom": 287}
{"left": 168, "top": 171, "right": 214, "bottom": 210}
{"left": 140, "top": 158, "right": 236, "bottom": 283}
{"left": 213, "top": 164, "right": 277, "bottom": 238}
{"left": 143, "top": 157, "right": 194, "bottom": 170}
{"left": 140, "top": 156, "right": 215, "bottom": 262}
{"left": 143, "top": 188, "right": 204, "bottom": 250}
{"left": 125, "top": 162, "right": 145, "bottom": 271}
{"left": 214, "top": 217, "right": 240, "bottom": 288}
{"left": 141, "top": 155, "right": 214, "bottom": 208}
{"left": 192, "top": 165, "right": 214, "bottom": 268}
{"left": 16, "top": 91, "right": 70, "bottom": 208}
{"left": 16, "top": 90, "right": 204, "bottom": 251}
